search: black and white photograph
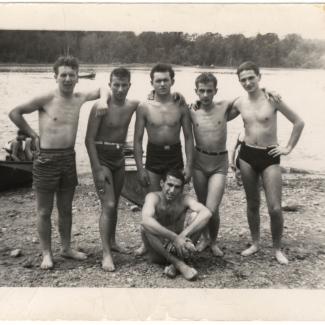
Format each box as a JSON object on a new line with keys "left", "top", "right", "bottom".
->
{"left": 0, "top": 2, "right": 325, "bottom": 321}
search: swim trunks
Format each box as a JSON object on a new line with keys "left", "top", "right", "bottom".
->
{"left": 95, "top": 144, "right": 125, "bottom": 172}
{"left": 193, "top": 147, "right": 228, "bottom": 177}
{"left": 145, "top": 142, "right": 184, "bottom": 175}
{"left": 238, "top": 142, "right": 280, "bottom": 173}
{"left": 32, "top": 148, "right": 78, "bottom": 193}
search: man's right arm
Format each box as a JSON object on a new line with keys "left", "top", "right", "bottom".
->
{"left": 9, "top": 95, "right": 46, "bottom": 154}
{"left": 11, "top": 141, "right": 21, "bottom": 162}
{"left": 134, "top": 103, "right": 150, "bottom": 187}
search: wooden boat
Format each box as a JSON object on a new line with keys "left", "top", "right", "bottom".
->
{"left": 78, "top": 73, "right": 96, "bottom": 79}
{"left": 0, "top": 160, "right": 33, "bottom": 190}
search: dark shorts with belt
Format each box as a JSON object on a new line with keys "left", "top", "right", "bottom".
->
{"left": 33, "top": 148, "right": 78, "bottom": 193}
{"left": 239, "top": 142, "right": 280, "bottom": 173}
{"left": 145, "top": 142, "right": 184, "bottom": 175}
{"left": 95, "top": 144, "right": 125, "bottom": 172}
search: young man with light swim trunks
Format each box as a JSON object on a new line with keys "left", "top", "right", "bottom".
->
{"left": 134, "top": 63, "right": 194, "bottom": 256}
{"left": 85, "top": 67, "right": 140, "bottom": 272}
{"left": 232, "top": 61, "right": 305, "bottom": 264}
{"left": 141, "top": 169, "right": 212, "bottom": 281}
{"left": 9, "top": 56, "right": 110, "bottom": 269}
{"left": 189, "top": 72, "right": 280, "bottom": 257}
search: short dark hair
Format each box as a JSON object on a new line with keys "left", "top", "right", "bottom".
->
{"left": 53, "top": 56, "right": 79, "bottom": 75}
{"left": 195, "top": 72, "right": 217, "bottom": 88}
{"left": 236, "top": 61, "right": 260, "bottom": 78}
{"left": 150, "top": 63, "right": 175, "bottom": 81}
{"left": 17, "top": 130, "right": 28, "bottom": 137}
{"left": 162, "top": 169, "right": 185, "bottom": 186}
{"left": 110, "top": 67, "right": 131, "bottom": 83}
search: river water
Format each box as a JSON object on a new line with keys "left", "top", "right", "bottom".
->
{"left": 0, "top": 65, "right": 324, "bottom": 174}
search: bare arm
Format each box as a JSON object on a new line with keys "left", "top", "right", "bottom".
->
{"left": 9, "top": 96, "right": 45, "bottom": 153}
{"left": 11, "top": 140, "right": 21, "bottom": 162}
{"left": 134, "top": 104, "right": 150, "bottom": 187}
{"left": 85, "top": 103, "right": 110, "bottom": 191}
{"left": 180, "top": 195, "right": 212, "bottom": 238}
{"left": 84, "top": 87, "right": 111, "bottom": 116}
{"left": 227, "top": 98, "right": 240, "bottom": 122}
{"left": 181, "top": 105, "right": 194, "bottom": 183}
{"left": 269, "top": 100, "right": 305, "bottom": 157}
{"left": 229, "top": 139, "right": 240, "bottom": 168}
{"left": 24, "top": 138, "right": 33, "bottom": 161}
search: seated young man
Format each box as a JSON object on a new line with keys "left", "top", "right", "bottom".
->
{"left": 4, "top": 130, "right": 33, "bottom": 161}
{"left": 140, "top": 169, "right": 212, "bottom": 281}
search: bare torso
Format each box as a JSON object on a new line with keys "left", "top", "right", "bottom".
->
{"left": 39, "top": 90, "right": 88, "bottom": 149}
{"left": 154, "top": 192, "right": 187, "bottom": 235}
{"left": 95, "top": 99, "right": 138, "bottom": 143}
{"left": 142, "top": 100, "right": 183, "bottom": 146}
{"left": 235, "top": 95, "right": 278, "bottom": 147}
{"left": 190, "top": 101, "right": 230, "bottom": 152}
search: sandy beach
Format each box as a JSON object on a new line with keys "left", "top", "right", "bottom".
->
{"left": 1, "top": 171, "right": 325, "bottom": 289}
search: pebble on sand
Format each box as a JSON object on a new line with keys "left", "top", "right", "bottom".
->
{"left": 282, "top": 199, "right": 299, "bottom": 211}
{"left": 130, "top": 205, "right": 140, "bottom": 212}
{"left": 10, "top": 249, "right": 22, "bottom": 257}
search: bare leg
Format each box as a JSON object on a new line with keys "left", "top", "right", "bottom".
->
{"left": 206, "top": 173, "right": 226, "bottom": 257}
{"left": 240, "top": 159, "right": 261, "bottom": 256}
{"left": 109, "top": 166, "right": 131, "bottom": 254}
{"left": 141, "top": 227, "right": 198, "bottom": 281}
{"left": 262, "top": 165, "right": 288, "bottom": 265}
{"left": 36, "top": 191, "right": 55, "bottom": 269}
{"left": 57, "top": 188, "right": 87, "bottom": 261}
{"left": 134, "top": 170, "right": 162, "bottom": 256}
{"left": 192, "top": 169, "right": 210, "bottom": 252}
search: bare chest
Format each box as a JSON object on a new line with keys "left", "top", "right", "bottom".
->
{"left": 240, "top": 101, "right": 276, "bottom": 125}
{"left": 147, "top": 105, "right": 181, "bottom": 128}
{"left": 101, "top": 107, "right": 135, "bottom": 129}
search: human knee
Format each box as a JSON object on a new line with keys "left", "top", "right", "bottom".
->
{"left": 37, "top": 207, "right": 52, "bottom": 219}
{"left": 268, "top": 205, "right": 282, "bottom": 217}
{"left": 247, "top": 198, "right": 260, "bottom": 210}
{"left": 102, "top": 201, "right": 117, "bottom": 211}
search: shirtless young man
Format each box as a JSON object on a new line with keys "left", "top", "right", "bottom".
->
{"left": 4, "top": 130, "right": 33, "bottom": 161}
{"left": 232, "top": 61, "right": 305, "bottom": 264}
{"left": 134, "top": 63, "right": 194, "bottom": 255}
{"left": 85, "top": 68, "right": 139, "bottom": 271}
{"left": 141, "top": 169, "right": 212, "bottom": 281}
{"left": 9, "top": 56, "right": 110, "bottom": 269}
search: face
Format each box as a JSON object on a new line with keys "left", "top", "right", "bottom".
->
{"left": 55, "top": 66, "right": 78, "bottom": 93}
{"left": 17, "top": 134, "right": 27, "bottom": 141}
{"left": 195, "top": 82, "right": 217, "bottom": 106}
{"left": 161, "top": 175, "right": 183, "bottom": 201}
{"left": 109, "top": 76, "right": 131, "bottom": 100}
{"left": 238, "top": 69, "right": 261, "bottom": 93}
{"left": 151, "top": 72, "right": 174, "bottom": 96}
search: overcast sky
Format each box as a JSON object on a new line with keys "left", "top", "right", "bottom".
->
{"left": 0, "top": 3, "right": 324, "bottom": 40}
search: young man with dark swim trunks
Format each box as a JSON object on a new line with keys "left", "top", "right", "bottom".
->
{"left": 85, "top": 67, "right": 140, "bottom": 272}
{"left": 140, "top": 169, "right": 212, "bottom": 281}
{"left": 189, "top": 73, "right": 279, "bottom": 257}
{"left": 9, "top": 56, "right": 110, "bottom": 269}
{"left": 232, "top": 61, "right": 305, "bottom": 264}
{"left": 134, "top": 63, "right": 194, "bottom": 256}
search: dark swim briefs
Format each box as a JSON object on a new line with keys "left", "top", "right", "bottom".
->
{"left": 95, "top": 144, "right": 125, "bottom": 172}
{"left": 193, "top": 147, "right": 228, "bottom": 177}
{"left": 33, "top": 148, "right": 78, "bottom": 193}
{"left": 145, "top": 141, "right": 184, "bottom": 175}
{"left": 239, "top": 142, "right": 280, "bottom": 173}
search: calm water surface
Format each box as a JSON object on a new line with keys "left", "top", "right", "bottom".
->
{"left": 1, "top": 65, "right": 324, "bottom": 173}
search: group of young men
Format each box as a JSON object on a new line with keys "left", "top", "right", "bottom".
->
{"left": 9, "top": 56, "right": 304, "bottom": 281}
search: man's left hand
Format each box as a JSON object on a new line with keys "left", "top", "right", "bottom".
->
{"left": 262, "top": 88, "right": 282, "bottom": 103}
{"left": 182, "top": 166, "right": 192, "bottom": 184}
{"left": 268, "top": 145, "right": 291, "bottom": 157}
{"left": 95, "top": 100, "right": 109, "bottom": 117}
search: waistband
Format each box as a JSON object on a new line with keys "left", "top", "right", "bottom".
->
{"left": 147, "top": 141, "right": 181, "bottom": 151}
{"left": 94, "top": 141, "right": 124, "bottom": 149}
{"left": 243, "top": 142, "right": 276, "bottom": 150}
{"left": 40, "top": 147, "right": 75, "bottom": 154}
{"left": 195, "top": 146, "right": 228, "bottom": 156}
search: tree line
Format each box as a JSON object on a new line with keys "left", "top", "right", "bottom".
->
{"left": 0, "top": 30, "right": 324, "bottom": 69}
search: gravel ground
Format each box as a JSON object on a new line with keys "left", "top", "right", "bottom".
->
{"left": 1, "top": 173, "right": 325, "bottom": 289}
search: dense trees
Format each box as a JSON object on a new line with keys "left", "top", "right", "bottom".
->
{"left": 0, "top": 30, "right": 324, "bottom": 69}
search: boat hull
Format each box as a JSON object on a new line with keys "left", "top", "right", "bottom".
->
{"left": 0, "top": 161, "right": 33, "bottom": 190}
{"left": 79, "top": 73, "right": 96, "bottom": 79}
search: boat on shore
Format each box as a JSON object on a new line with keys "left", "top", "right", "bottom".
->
{"left": 78, "top": 72, "right": 96, "bottom": 79}
{"left": 0, "top": 147, "right": 147, "bottom": 206}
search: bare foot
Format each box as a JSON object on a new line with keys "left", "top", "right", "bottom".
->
{"left": 178, "top": 264, "right": 198, "bottom": 281}
{"left": 111, "top": 243, "right": 132, "bottom": 254}
{"left": 60, "top": 248, "right": 87, "bottom": 260}
{"left": 134, "top": 244, "right": 148, "bottom": 256}
{"left": 275, "top": 250, "right": 288, "bottom": 265}
{"left": 102, "top": 254, "right": 115, "bottom": 272}
{"left": 241, "top": 244, "right": 260, "bottom": 257}
{"left": 40, "top": 254, "right": 54, "bottom": 270}
{"left": 163, "top": 264, "right": 177, "bottom": 278}
{"left": 196, "top": 239, "right": 210, "bottom": 253}
{"left": 210, "top": 243, "right": 224, "bottom": 257}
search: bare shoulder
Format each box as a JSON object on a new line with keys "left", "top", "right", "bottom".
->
{"left": 137, "top": 101, "right": 150, "bottom": 112}
{"left": 181, "top": 193, "right": 196, "bottom": 206}
{"left": 232, "top": 96, "right": 245, "bottom": 109}
{"left": 144, "top": 191, "right": 160, "bottom": 204}
{"left": 126, "top": 98, "right": 141, "bottom": 110}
